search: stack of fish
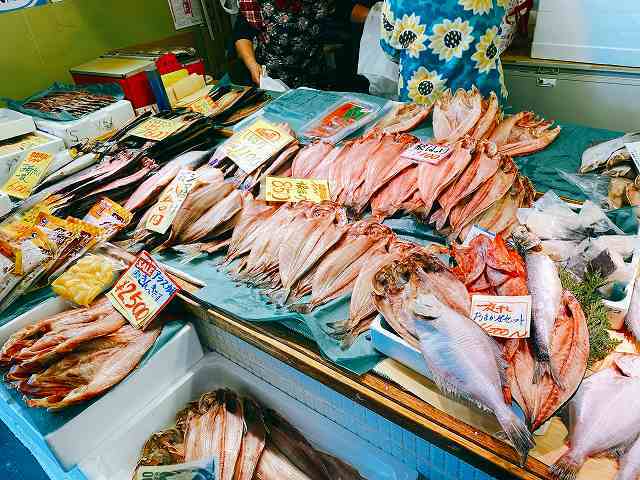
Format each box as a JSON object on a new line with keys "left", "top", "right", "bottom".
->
{"left": 288, "top": 88, "right": 554, "bottom": 238}
{"left": 23, "top": 90, "right": 117, "bottom": 118}
{"left": 0, "top": 297, "right": 161, "bottom": 409}
{"left": 137, "top": 389, "right": 366, "bottom": 480}
{"left": 580, "top": 132, "right": 640, "bottom": 208}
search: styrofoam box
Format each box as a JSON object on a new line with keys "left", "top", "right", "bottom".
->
{"left": 532, "top": 0, "right": 640, "bottom": 67}
{"left": 0, "top": 109, "right": 35, "bottom": 142}
{"left": 0, "top": 130, "right": 65, "bottom": 185}
{"left": 79, "top": 352, "right": 417, "bottom": 480}
{"left": 34, "top": 100, "right": 135, "bottom": 148}
{"left": 0, "top": 297, "right": 203, "bottom": 473}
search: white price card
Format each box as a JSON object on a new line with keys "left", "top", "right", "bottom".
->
{"left": 625, "top": 142, "right": 640, "bottom": 171}
{"left": 145, "top": 169, "right": 199, "bottom": 234}
{"left": 470, "top": 295, "right": 532, "bottom": 339}
{"left": 401, "top": 142, "right": 452, "bottom": 164}
{"left": 107, "top": 251, "right": 179, "bottom": 329}
{"left": 135, "top": 457, "right": 216, "bottom": 479}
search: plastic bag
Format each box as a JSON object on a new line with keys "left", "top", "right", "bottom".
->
{"left": 357, "top": 2, "right": 399, "bottom": 99}
{"left": 557, "top": 170, "right": 611, "bottom": 209}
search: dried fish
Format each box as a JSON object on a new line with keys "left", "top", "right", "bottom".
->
{"left": 432, "top": 87, "right": 483, "bottom": 143}
{"left": 373, "top": 102, "right": 432, "bottom": 134}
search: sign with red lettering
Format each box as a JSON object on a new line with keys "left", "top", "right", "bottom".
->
{"left": 470, "top": 295, "right": 532, "bottom": 338}
{"left": 107, "top": 251, "right": 179, "bottom": 329}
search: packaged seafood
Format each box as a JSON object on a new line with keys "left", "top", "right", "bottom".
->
{"left": 51, "top": 254, "right": 119, "bottom": 306}
{"left": 301, "top": 98, "right": 382, "bottom": 144}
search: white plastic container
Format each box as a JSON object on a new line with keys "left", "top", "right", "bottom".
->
{"left": 532, "top": 0, "right": 640, "bottom": 67}
{"left": 0, "top": 109, "right": 36, "bottom": 142}
{"left": 0, "top": 130, "right": 65, "bottom": 185}
{"left": 34, "top": 100, "right": 135, "bottom": 147}
{"left": 79, "top": 353, "right": 417, "bottom": 480}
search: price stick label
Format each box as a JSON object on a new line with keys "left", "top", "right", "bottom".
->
{"left": 402, "top": 142, "right": 452, "bottom": 164}
{"left": 225, "top": 119, "right": 295, "bottom": 174}
{"left": 264, "top": 176, "right": 330, "bottom": 203}
{"left": 146, "top": 169, "right": 199, "bottom": 234}
{"left": 134, "top": 457, "right": 216, "bottom": 480}
{"left": 107, "top": 251, "right": 180, "bottom": 329}
{"left": 128, "top": 117, "right": 185, "bottom": 141}
{"left": 625, "top": 142, "right": 640, "bottom": 171}
{"left": 470, "top": 295, "right": 532, "bottom": 339}
{"left": 2, "top": 150, "right": 53, "bottom": 199}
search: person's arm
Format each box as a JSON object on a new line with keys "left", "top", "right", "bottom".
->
{"left": 233, "top": 14, "right": 262, "bottom": 85}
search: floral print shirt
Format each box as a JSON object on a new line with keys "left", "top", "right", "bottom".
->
{"left": 380, "top": 0, "right": 508, "bottom": 106}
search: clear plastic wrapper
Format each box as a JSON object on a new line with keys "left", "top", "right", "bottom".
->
{"left": 557, "top": 170, "right": 612, "bottom": 209}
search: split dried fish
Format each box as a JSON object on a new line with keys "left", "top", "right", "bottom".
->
{"left": 372, "top": 102, "right": 432, "bottom": 134}
{"left": 432, "top": 87, "right": 483, "bottom": 143}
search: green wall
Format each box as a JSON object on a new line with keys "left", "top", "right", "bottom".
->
{"left": 0, "top": 0, "right": 206, "bottom": 100}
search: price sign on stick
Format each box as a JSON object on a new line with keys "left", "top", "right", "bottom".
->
{"left": 107, "top": 251, "right": 180, "bottom": 329}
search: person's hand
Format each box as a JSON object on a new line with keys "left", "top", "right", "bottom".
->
{"left": 248, "top": 62, "right": 262, "bottom": 85}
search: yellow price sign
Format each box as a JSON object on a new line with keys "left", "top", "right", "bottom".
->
{"left": 264, "top": 176, "right": 331, "bottom": 203}
{"left": 189, "top": 96, "right": 217, "bottom": 117}
{"left": 2, "top": 150, "right": 53, "bottom": 199}
{"left": 128, "top": 117, "right": 185, "bottom": 141}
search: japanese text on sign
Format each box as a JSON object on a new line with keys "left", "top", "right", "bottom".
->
{"left": 225, "top": 119, "right": 295, "bottom": 174}
{"left": 128, "top": 117, "right": 185, "bottom": 141}
{"left": 107, "top": 251, "right": 179, "bottom": 329}
{"left": 146, "top": 170, "right": 199, "bottom": 234}
{"left": 2, "top": 150, "right": 53, "bottom": 199}
{"left": 264, "top": 176, "right": 330, "bottom": 203}
{"left": 470, "top": 295, "right": 532, "bottom": 338}
{"left": 402, "top": 142, "right": 452, "bottom": 165}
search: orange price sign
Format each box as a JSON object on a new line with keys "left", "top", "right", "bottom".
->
{"left": 107, "top": 251, "right": 179, "bottom": 329}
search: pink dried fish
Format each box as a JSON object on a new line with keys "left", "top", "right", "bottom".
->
{"left": 432, "top": 88, "right": 483, "bottom": 143}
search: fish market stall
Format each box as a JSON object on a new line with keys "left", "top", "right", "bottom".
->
{"left": 0, "top": 80, "right": 639, "bottom": 480}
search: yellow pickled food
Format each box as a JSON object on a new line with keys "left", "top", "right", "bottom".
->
{"left": 52, "top": 254, "right": 115, "bottom": 306}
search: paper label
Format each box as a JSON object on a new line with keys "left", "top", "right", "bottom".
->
{"left": 224, "top": 119, "right": 294, "bottom": 174}
{"left": 128, "top": 117, "right": 185, "bottom": 141}
{"left": 145, "top": 169, "right": 199, "bottom": 234}
{"left": 470, "top": 295, "right": 532, "bottom": 338}
{"left": 462, "top": 224, "right": 496, "bottom": 246}
{"left": 135, "top": 458, "right": 216, "bottom": 480}
{"left": 107, "top": 251, "right": 179, "bottom": 329}
{"left": 0, "top": 133, "right": 48, "bottom": 156}
{"left": 264, "top": 176, "right": 330, "bottom": 203}
{"left": 84, "top": 197, "right": 133, "bottom": 240}
{"left": 189, "top": 96, "right": 217, "bottom": 117}
{"left": 401, "top": 142, "right": 452, "bottom": 164}
{"left": 2, "top": 150, "right": 53, "bottom": 199}
{"left": 625, "top": 142, "right": 640, "bottom": 171}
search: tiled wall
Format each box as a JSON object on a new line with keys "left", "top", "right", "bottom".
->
{"left": 195, "top": 320, "right": 498, "bottom": 480}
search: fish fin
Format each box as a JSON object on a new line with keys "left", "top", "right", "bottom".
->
{"left": 532, "top": 359, "right": 551, "bottom": 385}
{"left": 550, "top": 451, "right": 583, "bottom": 480}
{"left": 496, "top": 409, "right": 534, "bottom": 465}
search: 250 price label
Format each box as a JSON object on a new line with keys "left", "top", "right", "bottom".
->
{"left": 107, "top": 251, "right": 179, "bottom": 329}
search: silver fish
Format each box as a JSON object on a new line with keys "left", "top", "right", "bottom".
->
{"left": 526, "top": 252, "right": 564, "bottom": 389}
{"left": 625, "top": 279, "right": 640, "bottom": 343}
{"left": 551, "top": 354, "right": 640, "bottom": 480}
{"left": 580, "top": 132, "right": 640, "bottom": 174}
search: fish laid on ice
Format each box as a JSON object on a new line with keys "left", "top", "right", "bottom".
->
{"left": 526, "top": 252, "right": 564, "bottom": 389}
{"left": 432, "top": 87, "right": 482, "bottom": 143}
{"left": 416, "top": 136, "right": 474, "bottom": 218}
{"left": 373, "top": 102, "right": 432, "bottom": 134}
{"left": 580, "top": 132, "right": 640, "bottom": 174}
{"left": 20, "top": 323, "right": 160, "bottom": 409}
{"left": 550, "top": 354, "right": 640, "bottom": 480}
{"left": 432, "top": 140, "right": 501, "bottom": 230}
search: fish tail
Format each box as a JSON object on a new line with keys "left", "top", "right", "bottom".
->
{"left": 550, "top": 362, "right": 567, "bottom": 391}
{"left": 532, "top": 359, "right": 551, "bottom": 385}
{"left": 550, "top": 451, "right": 583, "bottom": 480}
{"left": 496, "top": 409, "right": 534, "bottom": 465}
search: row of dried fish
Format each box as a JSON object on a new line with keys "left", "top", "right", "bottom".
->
{"left": 287, "top": 89, "right": 554, "bottom": 237}
{"left": 0, "top": 297, "right": 161, "bottom": 409}
{"left": 23, "top": 90, "right": 117, "bottom": 118}
{"left": 137, "top": 389, "right": 365, "bottom": 480}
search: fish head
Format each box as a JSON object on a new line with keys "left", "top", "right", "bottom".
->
{"left": 372, "top": 259, "right": 413, "bottom": 296}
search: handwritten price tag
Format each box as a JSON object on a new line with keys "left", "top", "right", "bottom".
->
{"left": 402, "top": 142, "right": 452, "bottom": 164}
{"left": 470, "top": 295, "right": 532, "bottom": 339}
{"left": 128, "top": 117, "right": 185, "bottom": 141}
{"left": 264, "top": 176, "right": 330, "bottom": 203}
{"left": 107, "top": 251, "right": 179, "bottom": 329}
{"left": 189, "top": 96, "right": 217, "bottom": 117}
{"left": 225, "top": 119, "right": 294, "bottom": 174}
{"left": 146, "top": 169, "right": 199, "bottom": 234}
{"left": 2, "top": 150, "right": 53, "bottom": 199}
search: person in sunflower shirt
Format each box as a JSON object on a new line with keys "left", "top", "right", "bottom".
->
{"left": 380, "top": 0, "right": 509, "bottom": 106}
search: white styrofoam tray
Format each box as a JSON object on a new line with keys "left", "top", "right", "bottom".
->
{"left": 0, "top": 108, "right": 35, "bottom": 142}
{"left": 0, "top": 297, "right": 203, "bottom": 472}
{"left": 34, "top": 100, "right": 135, "bottom": 147}
{"left": 79, "top": 352, "right": 418, "bottom": 480}
{"left": 0, "top": 130, "right": 65, "bottom": 186}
